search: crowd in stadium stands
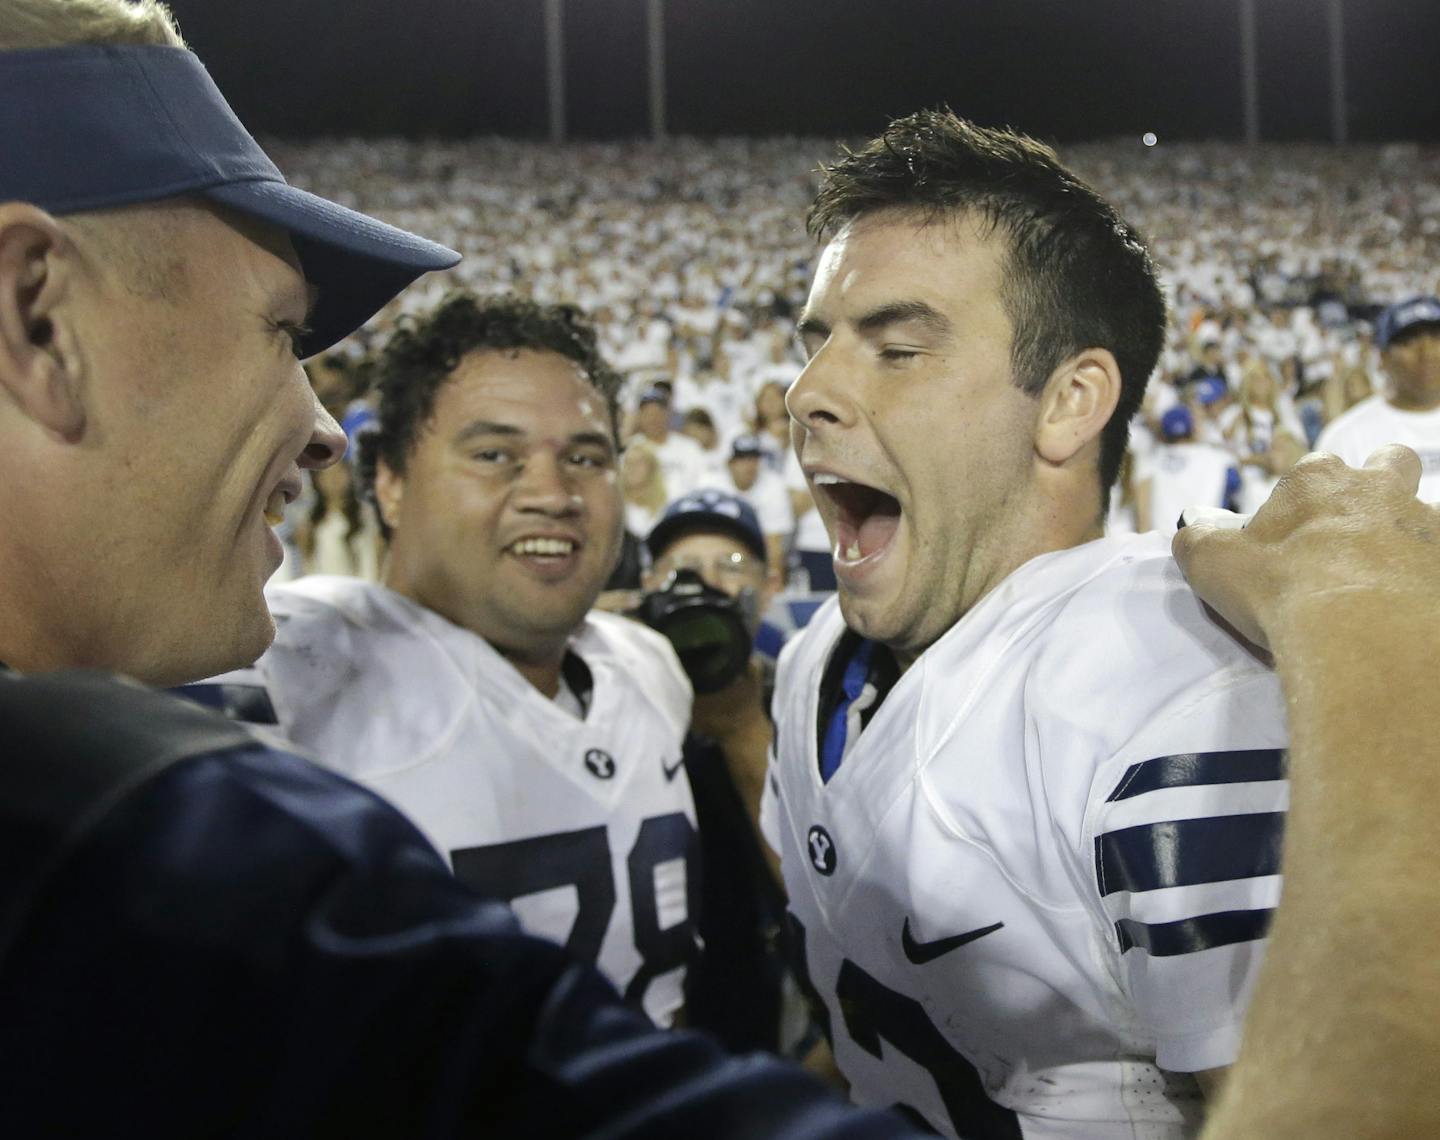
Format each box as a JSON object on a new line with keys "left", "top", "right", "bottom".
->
{"left": 273, "top": 136, "right": 1440, "bottom": 585}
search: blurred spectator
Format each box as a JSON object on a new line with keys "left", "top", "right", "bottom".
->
{"left": 1137, "top": 406, "right": 1240, "bottom": 532}
{"left": 632, "top": 385, "right": 708, "bottom": 497}
{"left": 679, "top": 407, "right": 727, "bottom": 482}
{"left": 750, "top": 380, "right": 794, "bottom": 473}
{"left": 295, "top": 462, "right": 383, "bottom": 579}
{"left": 1189, "top": 374, "right": 1233, "bottom": 446}
{"left": 621, "top": 439, "right": 669, "bottom": 537}
{"left": 1187, "top": 339, "right": 1228, "bottom": 387}
{"left": 1316, "top": 295, "right": 1440, "bottom": 500}
{"left": 1320, "top": 358, "right": 1375, "bottom": 430}
{"left": 1221, "top": 358, "right": 1308, "bottom": 513}
{"left": 718, "top": 434, "right": 794, "bottom": 578}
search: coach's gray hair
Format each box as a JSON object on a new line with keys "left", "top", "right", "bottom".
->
{"left": 0, "top": 0, "right": 185, "bottom": 51}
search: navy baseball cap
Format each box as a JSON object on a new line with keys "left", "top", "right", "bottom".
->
{"left": 647, "top": 489, "right": 767, "bottom": 564}
{"left": 638, "top": 386, "right": 670, "bottom": 407}
{"left": 0, "top": 44, "right": 460, "bottom": 357}
{"left": 1376, "top": 296, "right": 1440, "bottom": 350}
{"left": 729, "top": 433, "right": 764, "bottom": 459}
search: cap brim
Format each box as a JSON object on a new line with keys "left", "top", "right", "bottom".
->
{"left": 647, "top": 511, "right": 767, "bottom": 564}
{"left": 204, "top": 179, "right": 460, "bottom": 357}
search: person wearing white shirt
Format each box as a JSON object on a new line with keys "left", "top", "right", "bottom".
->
{"left": 633, "top": 386, "right": 709, "bottom": 499}
{"left": 1316, "top": 295, "right": 1440, "bottom": 501}
{"left": 1138, "top": 406, "right": 1240, "bottom": 533}
{"left": 718, "top": 434, "right": 794, "bottom": 578}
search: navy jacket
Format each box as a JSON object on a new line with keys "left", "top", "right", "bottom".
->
{"left": 0, "top": 672, "right": 918, "bottom": 1139}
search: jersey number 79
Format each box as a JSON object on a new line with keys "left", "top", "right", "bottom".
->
{"left": 452, "top": 812, "right": 698, "bottom": 1007}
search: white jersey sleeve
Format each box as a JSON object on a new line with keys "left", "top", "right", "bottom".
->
{"left": 1083, "top": 677, "right": 1284, "bottom": 1072}
{"left": 1025, "top": 549, "right": 1287, "bottom": 1075}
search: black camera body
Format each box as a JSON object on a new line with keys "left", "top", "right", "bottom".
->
{"left": 632, "top": 569, "right": 757, "bottom": 694}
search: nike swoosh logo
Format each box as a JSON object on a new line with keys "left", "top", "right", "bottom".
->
{"left": 662, "top": 756, "right": 685, "bottom": 782}
{"left": 901, "top": 917, "right": 1004, "bottom": 964}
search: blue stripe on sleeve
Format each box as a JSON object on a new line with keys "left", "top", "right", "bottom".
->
{"left": 1116, "top": 907, "right": 1274, "bottom": 956}
{"left": 1105, "top": 749, "right": 1286, "bottom": 802}
{"left": 1095, "top": 811, "right": 1285, "bottom": 896}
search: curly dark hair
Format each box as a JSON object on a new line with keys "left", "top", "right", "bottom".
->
{"left": 357, "top": 292, "right": 623, "bottom": 507}
{"left": 808, "top": 109, "right": 1167, "bottom": 503}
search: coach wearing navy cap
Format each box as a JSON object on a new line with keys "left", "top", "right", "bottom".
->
{"left": 0, "top": 5, "right": 458, "bottom": 686}
{"left": 0, "top": 5, "right": 923, "bottom": 1140}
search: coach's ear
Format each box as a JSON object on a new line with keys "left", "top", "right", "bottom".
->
{"left": 0, "top": 203, "right": 85, "bottom": 442}
{"left": 1034, "top": 347, "right": 1121, "bottom": 466}
{"left": 372, "top": 458, "right": 404, "bottom": 530}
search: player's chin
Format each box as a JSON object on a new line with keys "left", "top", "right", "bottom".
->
{"left": 834, "top": 587, "right": 903, "bottom": 646}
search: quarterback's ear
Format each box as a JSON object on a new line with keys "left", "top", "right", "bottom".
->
{"left": 1034, "top": 347, "right": 1121, "bottom": 466}
{"left": 0, "top": 203, "right": 86, "bottom": 441}
{"left": 372, "top": 458, "right": 404, "bottom": 530}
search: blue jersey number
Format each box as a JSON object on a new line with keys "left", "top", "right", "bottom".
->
{"left": 789, "top": 913, "right": 1022, "bottom": 1139}
{"left": 452, "top": 812, "right": 699, "bottom": 1008}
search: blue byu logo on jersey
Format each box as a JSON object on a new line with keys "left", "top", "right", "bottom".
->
{"left": 584, "top": 748, "right": 616, "bottom": 780}
{"left": 807, "top": 825, "right": 837, "bottom": 875}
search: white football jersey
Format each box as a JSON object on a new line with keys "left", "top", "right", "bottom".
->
{"left": 215, "top": 576, "right": 698, "bottom": 1026}
{"left": 762, "top": 533, "right": 1287, "bottom": 1139}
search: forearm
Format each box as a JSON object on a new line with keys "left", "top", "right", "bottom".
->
{"left": 1204, "top": 594, "right": 1440, "bottom": 1140}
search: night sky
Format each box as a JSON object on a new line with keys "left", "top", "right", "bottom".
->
{"left": 167, "top": 0, "right": 1440, "bottom": 142}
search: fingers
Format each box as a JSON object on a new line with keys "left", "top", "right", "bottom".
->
{"left": 1362, "top": 444, "right": 1423, "bottom": 495}
{"left": 1171, "top": 522, "right": 1270, "bottom": 649}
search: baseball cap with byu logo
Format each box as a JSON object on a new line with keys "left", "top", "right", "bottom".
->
{"left": 646, "top": 488, "right": 767, "bottom": 564}
{"left": 0, "top": 44, "right": 459, "bottom": 357}
{"left": 1376, "top": 296, "right": 1440, "bottom": 350}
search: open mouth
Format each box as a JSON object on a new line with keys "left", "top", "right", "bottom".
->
{"left": 813, "top": 474, "right": 901, "bottom": 564}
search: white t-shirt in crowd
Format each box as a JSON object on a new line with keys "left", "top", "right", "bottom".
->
{"left": 648, "top": 431, "right": 710, "bottom": 500}
{"left": 1316, "top": 393, "right": 1440, "bottom": 501}
{"left": 1142, "top": 442, "right": 1237, "bottom": 533}
{"left": 718, "top": 464, "right": 795, "bottom": 539}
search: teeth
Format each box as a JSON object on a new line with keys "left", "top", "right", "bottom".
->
{"left": 263, "top": 490, "right": 287, "bottom": 527}
{"left": 511, "top": 537, "right": 575, "bottom": 557}
{"left": 812, "top": 473, "right": 845, "bottom": 485}
{"left": 844, "top": 541, "right": 862, "bottom": 562}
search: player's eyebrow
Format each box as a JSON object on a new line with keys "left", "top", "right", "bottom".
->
{"left": 855, "top": 300, "right": 952, "bottom": 340}
{"left": 453, "top": 420, "right": 525, "bottom": 446}
{"left": 454, "top": 422, "right": 616, "bottom": 457}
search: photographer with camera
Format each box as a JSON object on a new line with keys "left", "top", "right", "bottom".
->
{"left": 638, "top": 490, "right": 792, "bottom": 1052}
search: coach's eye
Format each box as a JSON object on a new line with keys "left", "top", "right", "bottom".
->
{"left": 274, "top": 320, "right": 312, "bottom": 359}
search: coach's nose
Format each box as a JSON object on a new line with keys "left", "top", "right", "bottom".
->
{"left": 299, "top": 389, "right": 348, "bottom": 469}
